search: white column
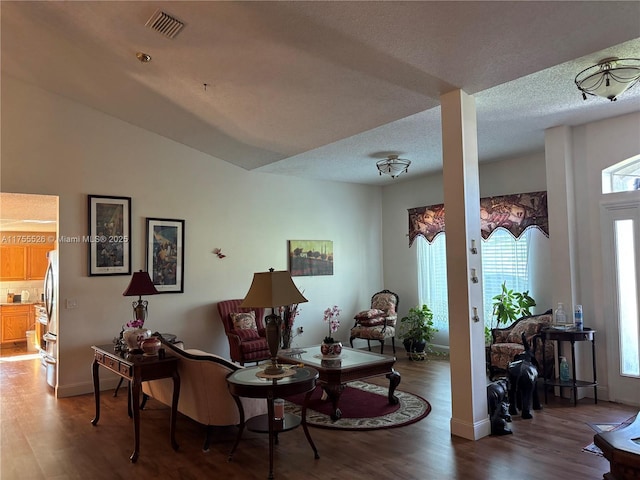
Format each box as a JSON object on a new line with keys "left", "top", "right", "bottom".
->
{"left": 545, "top": 125, "right": 578, "bottom": 309}
{"left": 441, "top": 89, "right": 489, "bottom": 440}
{"left": 545, "top": 125, "right": 583, "bottom": 397}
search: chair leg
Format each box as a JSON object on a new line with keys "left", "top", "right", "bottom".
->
{"left": 391, "top": 337, "right": 396, "bottom": 354}
{"left": 380, "top": 341, "right": 384, "bottom": 354}
{"left": 203, "top": 425, "right": 213, "bottom": 452}
{"left": 113, "top": 377, "right": 124, "bottom": 397}
{"left": 367, "top": 340, "right": 372, "bottom": 351}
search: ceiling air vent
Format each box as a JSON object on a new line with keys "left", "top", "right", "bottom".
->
{"left": 145, "top": 9, "right": 185, "bottom": 39}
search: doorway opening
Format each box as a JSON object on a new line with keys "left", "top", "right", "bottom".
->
{"left": 0, "top": 192, "right": 59, "bottom": 362}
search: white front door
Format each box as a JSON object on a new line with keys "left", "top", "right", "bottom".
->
{"left": 601, "top": 193, "right": 640, "bottom": 406}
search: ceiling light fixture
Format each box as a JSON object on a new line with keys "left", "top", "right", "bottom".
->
{"left": 136, "top": 52, "right": 152, "bottom": 63}
{"left": 376, "top": 155, "right": 411, "bottom": 179}
{"left": 575, "top": 57, "right": 640, "bottom": 101}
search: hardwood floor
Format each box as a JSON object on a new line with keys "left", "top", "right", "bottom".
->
{"left": 1, "top": 349, "right": 636, "bottom": 480}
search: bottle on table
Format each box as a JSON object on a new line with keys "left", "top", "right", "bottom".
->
{"left": 554, "top": 302, "right": 568, "bottom": 326}
{"left": 559, "top": 356, "right": 570, "bottom": 382}
{"left": 574, "top": 304, "right": 583, "bottom": 330}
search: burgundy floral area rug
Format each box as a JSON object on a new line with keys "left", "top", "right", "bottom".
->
{"left": 582, "top": 414, "right": 638, "bottom": 456}
{"left": 284, "top": 380, "right": 431, "bottom": 431}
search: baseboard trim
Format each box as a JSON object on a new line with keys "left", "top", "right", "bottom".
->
{"left": 450, "top": 415, "right": 491, "bottom": 440}
{"left": 56, "top": 377, "right": 120, "bottom": 398}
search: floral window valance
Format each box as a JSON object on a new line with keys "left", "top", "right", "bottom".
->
{"left": 408, "top": 191, "right": 549, "bottom": 246}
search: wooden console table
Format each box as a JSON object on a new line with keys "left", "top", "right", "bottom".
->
{"left": 91, "top": 344, "right": 180, "bottom": 462}
{"left": 541, "top": 327, "right": 597, "bottom": 406}
{"left": 594, "top": 412, "right": 640, "bottom": 480}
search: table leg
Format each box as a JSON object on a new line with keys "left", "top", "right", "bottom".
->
{"left": 570, "top": 340, "right": 577, "bottom": 407}
{"left": 592, "top": 338, "right": 598, "bottom": 404}
{"left": 267, "top": 395, "right": 275, "bottom": 480}
{"left": 322, "top": 383, "right": 346, "bottom": 421}
{"left": 91, "top": 359, "right": 100, "bottom": 425}
{"left": 127, "top": 382, "right": 133, "bottom": 418}
{"left": 228, "top": 395, "right": 245, "bottom": 461}
{"left": 386, "top": 369, "right": 401, "bottom": 405}
{"left": 113, "top": 377, "right": 124, "bottom": 397}
{"left": 542, "top": 337, "right": 548, "bottom": 403}
{"left": 170, "top": 370, "right": 180, "bottom": 451}
{"left": 301, "top": 389, "right": 319, "bottom": 459}
{"left": 129, "top": 378, "right": 141, "bottom": 463}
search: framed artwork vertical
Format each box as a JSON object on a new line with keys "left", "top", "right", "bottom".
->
{"left": 146, "top": 218, "right": 185, "bottom": 293}
{"left": 288, "top": 240, "right": 334, "bottom": 277}
{"left": 88, "top": 195, "right": 131, "bottom": 276}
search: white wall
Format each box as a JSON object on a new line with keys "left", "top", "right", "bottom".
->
{"left": 1, "top": 76, "right": 384, "bottom": 396}
{"left": 571, "top": 111, "right": 640, "bottom": 399}
{"left": 381, "top": 152, "right": 550, "bottom": 347}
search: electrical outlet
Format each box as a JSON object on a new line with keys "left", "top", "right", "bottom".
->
{"left": 66, "top": 298, "right": 78, "bottom": 309}
{"left": 297, "top": 326, "right": 304, "bottom": 335}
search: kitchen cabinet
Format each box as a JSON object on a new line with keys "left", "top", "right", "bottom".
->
{"left": 0, "top": 233, "right": 54, "bottom": 281}
{"left": 1, "top": 304, "right": 34, "bottom": 345}
{"left": 0, "top": 245, "right": 27, "bottom": 280}
{"left": 27, "top": 245, "right": 52, "bottom": 279}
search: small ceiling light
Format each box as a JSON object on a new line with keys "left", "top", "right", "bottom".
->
{"left": 376, "top": 155, "right": 411, "bottom": 179}
{"left": 575, "top": 57, "right": 640, "bottom": 101}
{"left": 136, "top": 52, "right": 152, "bottom": 63}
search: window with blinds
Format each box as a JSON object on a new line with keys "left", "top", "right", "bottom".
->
{"left": 417, "top": 228, "right": 533, "bottom": 337}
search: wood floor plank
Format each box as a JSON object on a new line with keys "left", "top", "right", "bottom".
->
{"left": 1, "top": 352, "right": 636, "bottom": 479}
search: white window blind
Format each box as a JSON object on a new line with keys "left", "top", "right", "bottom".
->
{"left": 417, "top": 228, "right": 535, "bottom": 340}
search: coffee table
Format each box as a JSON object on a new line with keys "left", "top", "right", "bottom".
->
{"left": 278, "top": 345, "right": 400, "bottom": 421}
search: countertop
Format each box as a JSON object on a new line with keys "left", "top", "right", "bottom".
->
{"left": 1, "top": 301, "right": 44, "bottom": 306}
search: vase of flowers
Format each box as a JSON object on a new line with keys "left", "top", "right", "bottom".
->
{"left": 122, "top": 318, "right": 151, "bottom": 351}
{"left": 321, "top": 305, "right": 342, "bottom": 357}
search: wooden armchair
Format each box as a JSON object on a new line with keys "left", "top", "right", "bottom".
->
{"left": 488, "top": 310, "right": 554, "bottom": 380}
{"left": 349, "top": 289, "right": 398, "bottom": 354}
{"left": 217, "top": 299, "right": 270, "bottom": 365}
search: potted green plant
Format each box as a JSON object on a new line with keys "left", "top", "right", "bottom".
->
{"left": 488, "top": 281, "right": 536, "bottom": 338}
{"left": 399, "top": 304, "right": 438, "bottom": 358}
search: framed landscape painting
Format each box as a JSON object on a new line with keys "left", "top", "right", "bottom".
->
{"left": 146, "top": 218, "right": 185, "bottom": 293}
{"left": 288, "top": 240, "right": 333, "bottom": 277}
{"left": 88, "top": 195, "right": 131, "bottom": 276}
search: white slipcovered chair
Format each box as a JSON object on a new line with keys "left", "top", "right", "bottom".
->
{"left": 141, "top": 340, "right": 267, "bottom": 452}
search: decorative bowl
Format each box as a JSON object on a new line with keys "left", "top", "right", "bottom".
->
{"left": 122, "top": 328, "right": 151, "bottom": 350}
{"left": 141, "top": 336, "right": 162, "bottom": 356}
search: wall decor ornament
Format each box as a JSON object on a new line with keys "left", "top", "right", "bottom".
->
{"left": 146, "top": 218, "right": 185, "bottom": 293}
{"left": 408, "top": 191, "right": 549, "bottom": 246}
{"left": 88, "top": 195, "right": 132, "bottom": 276}
{"left": 288, "top": 240, "right": 334, "bottom": 277}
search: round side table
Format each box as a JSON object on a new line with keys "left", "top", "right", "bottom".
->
{"left": 226, "top": 366, "right": 319, "bottom": 480}
{"left": 541, "top": 327, "right": 597, "bottom": 406}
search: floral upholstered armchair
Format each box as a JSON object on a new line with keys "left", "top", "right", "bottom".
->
{"left": 488, "top": 309, "right": 554, "bottom": 380}
{"left": 349, "top": 289, "right": 399, "bottom": 354}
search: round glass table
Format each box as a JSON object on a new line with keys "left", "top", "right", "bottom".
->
{"left": 226, "top": 365, "right": 319, "bottom": 480}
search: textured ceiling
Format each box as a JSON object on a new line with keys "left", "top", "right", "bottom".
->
{"left": 0, "top": 193, "right": 58, "bottom": 232}
{"left": 1, "top": 1, "right": 639, "bottom": 190}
